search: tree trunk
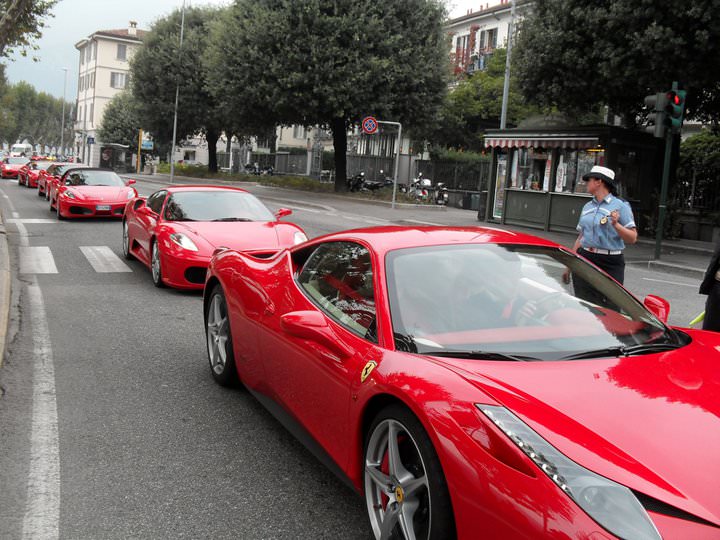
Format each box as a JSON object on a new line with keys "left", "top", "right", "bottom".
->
{"left": 331, "top": 117, "right": 347, "bottom": 192}
{"left": 207, "top": 128, "right": 219, "bottom": 173}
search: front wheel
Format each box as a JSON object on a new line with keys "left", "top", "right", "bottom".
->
{"left": 364, "top": 405, "right": 455, "bottom": 540}
{"left": 151, "top": 240, "right": 164, "bottom": 288}
{"left": 205, "top": 284, "right": 238, "bottom": 386}
{"left": 122, "top": 220, "right": 134, "bottom": 260}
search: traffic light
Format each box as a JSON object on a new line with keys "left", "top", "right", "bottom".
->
{"left": 644, "top": 92, "right": 669, "bottom": 139}
{"left": 666, "top": 89, "right": 687, "bottom": 134}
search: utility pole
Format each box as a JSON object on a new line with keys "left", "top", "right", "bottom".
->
{"left": 170, "top": 0, "right": 186, "bottom": 181}
{"left": 499, "top": 0, "right": 516, "bottom": 129}
{"left": 60, "top": 68, "right": 68, "bottom": 157}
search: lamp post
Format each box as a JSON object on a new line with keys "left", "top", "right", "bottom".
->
{"left": 169, "top": 0, "right": 186, "bottom": 181}
{"left": 60, "top": 67, "right": 68, "bottom": 157}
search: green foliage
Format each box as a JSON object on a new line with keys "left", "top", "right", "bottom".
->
{"left": 427, "top": 148, "right": 491, "bottom": 162}
{"left": 424, "top": 49, "right": 542, "bottom": 150}
{"left": 515, "top": 0, "right": 720, "bottom": 125}
{"left": 205, "top": 0, "right": 450, "bottom": 190}
{"left": 0, "top": 0, "right": 56, "bottom": 59}
{"left": 0, "top": 79, "right": 72, "bottom": 149}
{"left": 130, "top": 5, "right": 226, "bottom": 171}
{"left": 97, "top": 92, "right": 141, "bottom": 148}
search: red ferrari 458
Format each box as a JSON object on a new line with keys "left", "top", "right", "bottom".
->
{"left": 203, "top": 226, "right": 720, "bottom": 540}
{"left": 49, "top": 167, "right": 137, "bottom": 220}
{"left": 122, "top": 185, "right": 307, "bottom": 289}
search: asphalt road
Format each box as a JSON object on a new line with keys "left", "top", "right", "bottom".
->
{"left": 0, "top": 175, "right": 703, "bottom": 539}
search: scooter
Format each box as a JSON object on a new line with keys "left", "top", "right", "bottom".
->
{"left": 363, "top": 170, "right": 395, "bottom": 191}
{"left": 434, "top": 182, "right": 449, "bottom": 205}
{"left": 408, "top": 172, "right": 432, "bottom": 201}
{"left": 347, "top": 171, "right": 366, "bottom": 192}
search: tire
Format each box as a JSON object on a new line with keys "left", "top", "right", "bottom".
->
{"left": 364, "top": 404, "right": 456, "bottom": 540}
{"left": 55, "top": 198, "right": 65, "bottom": 220}
{"left": 122, "top": 220, "right": 134, "bottom": 260}
{"left": 205, "top": 284, "right": 238, "bottom": 386}
{"left": 151, "top": 240, "right": 164, "bottom": 288}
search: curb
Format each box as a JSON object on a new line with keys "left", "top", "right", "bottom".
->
{"left": 627, "top": 259, "right": 705, "bottom": 280}
{"left": 0, "top": 212, "right": 10, "bottom": 370}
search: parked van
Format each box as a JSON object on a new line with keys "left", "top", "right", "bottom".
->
{"left": 10, "top": 143, "right": 34, "bottom": 157}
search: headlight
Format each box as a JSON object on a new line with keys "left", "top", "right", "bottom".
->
{"left": 169, "top": 233, "right": 198, "bottom": 251}
{"left": 63, "top": 190, "right": 77, "bottom": 199}
{"left": 477, "top": 405, "right": 661, "bottom": 540}
{"left": 293, "top": 231, "right": 308, "bottom": 245}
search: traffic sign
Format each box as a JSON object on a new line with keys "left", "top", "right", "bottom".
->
{"left": 86, "top": 136, "right": 95, "bottom": 145}
{"left": 361, "top": 116, "right": 378, "bottom": 135}
{"left": 141, "top": 140, "right": 154, "bottom": 150}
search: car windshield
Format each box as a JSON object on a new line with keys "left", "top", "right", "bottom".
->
{"left": 163, "top": 191, "right": 275, "bottom": 222}
{"left": 33, "top": 161, "right": 53, "bottom": 170}
{"left": 7, "top": 157, "right": 29, "bottom": 165}
{"left": 64, "top": 170, "right": 125, "bottom": 186}
{"left": 386, "top": 243, "right": 678, "bottom": 360}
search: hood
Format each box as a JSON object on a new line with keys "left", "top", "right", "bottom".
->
{"left": 66, "top": 185, "right": 134, "bottom": 202}
{"left": 442, "top": 333, "right": 720, "bottom": 526}
{"left": 173, "top": 221, "right": 283, "bottom": 252}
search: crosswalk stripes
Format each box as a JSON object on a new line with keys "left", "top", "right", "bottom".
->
{"left": 19, "top": 245, "right": 132, "bottom": 274}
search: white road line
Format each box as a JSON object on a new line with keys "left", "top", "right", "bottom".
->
{"left": 12, "top": 211, "right": 19, "bottom": 218}
{"left": 641, "top": 277, "right": 698, "bottom": 287}
{"left": 7, "top": 219, "right": 60, "bottom": 224}
{"left": 22, "top": 282, "right": 60, "bottom": 540}
{"left": 19, "top": 246, "right": 58, "bottom": 274}
{"left": 80, "top": 246, "right": 132, "bottom": 273}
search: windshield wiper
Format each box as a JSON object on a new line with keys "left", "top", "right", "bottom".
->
{"left": 211, "top": 217, "right": 253, "bottom": 222}
{"left": 561, "top": 342, "right": 682, "bottom": 360}
{"left": 429, "top": 350, "right": 537, "bottom": 361}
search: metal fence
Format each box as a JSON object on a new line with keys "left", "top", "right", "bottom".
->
{"left": 414, "top": 159, "right": 491, "bottom": 192}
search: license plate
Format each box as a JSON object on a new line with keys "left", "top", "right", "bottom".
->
{"left": 96, "top": 205, "right": 111, "bottom": 211}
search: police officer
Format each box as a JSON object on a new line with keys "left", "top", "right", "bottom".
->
{"left": 570, "top": 165, "right": 637, "bottom": 285}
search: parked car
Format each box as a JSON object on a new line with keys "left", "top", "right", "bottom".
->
{"left": 203, "top": 225, "right": 720, "bottom": 540}
{"left": 49, "top": 167, "right": 137, "bottom": 220}
{"left": 1, "top": 156, "right": 30, "bottom": 179}
{"left": 123, "top": 185, "right": 307, "bottom": 289}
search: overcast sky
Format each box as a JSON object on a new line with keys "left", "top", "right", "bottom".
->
{"left": 4, "top": 0, "right": 497, "bottom": 100}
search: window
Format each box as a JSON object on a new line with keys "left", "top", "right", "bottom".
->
{"left": 89, "top": 103, "right": 94, "bottom": 125}
{"left": 480, "top": 28, "right": 498, "bottom": 50}
{"left": 80, "top": 47, "right": 85, "bottom": 65}
{"left": 79, "top": 76, "right": 84, "bottom": 92}
{"left": 110, "top": 72, "right": 127, "bottom": 89}
{"left": 297, "top": 242, "right": 377, "bottom": 341}
{"left": 146, "top": 190, "right": 167, "bottom": 214}
{"left": 92, "top": 41, "right": 97, "bottom": 60}
{"left": 117, "top": 44, "right": 127, "bottom": 61}
{"left": 293, "top": 125, "right": 306, "bottom": 139}
{"left": 90, "top": 72, "right": 95, "bottom": 88}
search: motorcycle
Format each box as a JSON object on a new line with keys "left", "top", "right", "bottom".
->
{"left": 347, "top": 171, "right": 367, "bottom": 192}
{"left": 434, "top": 182, "right": 449, "bottom": 205}
{"left": 362, "top": 169, "right": 395, "bottom": 192}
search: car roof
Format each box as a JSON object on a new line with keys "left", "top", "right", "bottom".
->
{"left": 164, "top": 185, "right": 250, "bottom": 194}
{"left": 302, "top": 226, "right": 562, "bottom": 256}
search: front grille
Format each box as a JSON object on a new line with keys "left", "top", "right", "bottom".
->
{"left": 113, "top": 207, "right": 124, "bottom": 215}
{"left": 184, "top": 266, "right": 207, "bottom": 284}
{"left": 69, "top": 206, "right": 93, "bottom": 215}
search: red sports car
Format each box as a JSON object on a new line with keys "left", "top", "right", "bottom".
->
{"left": 18, "top": 160, "right": 53, "bottom": 188}
{"left": 1, "top": 156, "right": 30, "bottom": 179}
{"left": 122, "top": 185, "right": 308, "bottom": 289}
{"left": 49, "top": 167, "right": 137, "bottom": 220}
{"left": 38, "top": 162, "right": 84, "bottom": 198}
{"left": 203, "top": 226, "right": 720, "bottom": 540}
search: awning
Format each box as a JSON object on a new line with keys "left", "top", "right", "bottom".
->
{"left": 484, "top": 136, "right": 600, "bottom": 149}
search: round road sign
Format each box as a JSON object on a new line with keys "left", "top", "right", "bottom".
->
{"left": 361, "top": 116, "right": 378, "bottom": 135}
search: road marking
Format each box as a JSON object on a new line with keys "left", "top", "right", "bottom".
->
{"left": 7, "top": 218, "right": 60, "bottom": 224}
{"left": 641, "top": 277, "right": 698, "bottom": 287}
{"left": 19, "top": 246, "right": 58, "bottom": 274}
{"left": 80, "top": 246, "right": 132, "bottom": 273}
{"left": 22, "top": 282, "right": 60, "bottom": 539}
{"left": 12, "top": 211, "right": 19, "bottom": 218}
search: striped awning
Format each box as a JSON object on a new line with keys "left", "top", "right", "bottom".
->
{"left": 484, "top": 136, "right": 600, "bottom": 149}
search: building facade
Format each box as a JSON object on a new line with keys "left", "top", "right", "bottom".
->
{"left": 73, "top": 22, "right": 146, "bottom": 167}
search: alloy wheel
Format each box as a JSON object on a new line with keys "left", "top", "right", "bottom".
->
{"left": 206, "top": 293, "right": 229, "bottom": 375}
{"left": 151, "top": 241, "right": 162, "bottom": 286}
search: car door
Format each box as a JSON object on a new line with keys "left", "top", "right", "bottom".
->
{"left": 133, "top": 190, "right": 167, "bottom": 263}
{"left": 261, "top": 241, "right": 380, "bottom": 468}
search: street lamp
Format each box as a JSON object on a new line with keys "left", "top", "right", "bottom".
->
{"left": 170, "top": 0, "right": 186, "bottom": 181}
{"left": 60, "top": 67, "right": 68, "bottom": 157}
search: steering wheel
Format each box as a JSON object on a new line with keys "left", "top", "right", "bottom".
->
{"left": 515, "top": 291, "right": 570, "bottom": 326}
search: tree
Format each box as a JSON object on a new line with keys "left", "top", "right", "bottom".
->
{"left": 515, "top": 0, "right": 720, "bottom": 125}
{"left": 205, "top": 0, "right": 450, "bottom": 191}
{"left": 98, "top": 91, "right": 141, "bottom": 148}
{"left": 0, "top": 0, "right": 56, "bottom": 59}
{"left": 425, "top": 49, "right": 541, "bottom": 150}
{"left": 130, "top": 6, "right": 226, "bottom": 171}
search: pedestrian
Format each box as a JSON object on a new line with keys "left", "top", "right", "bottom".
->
{"left": 568, "top": 165, "right": 637, "bottom": 286}
{"left": 699, "top": 242, "right": 720, "bottom": 331}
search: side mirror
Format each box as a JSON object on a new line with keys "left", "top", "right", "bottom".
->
{"left": 126, "top": 179, "right": 136, "bottom": 185}
{"left": 280, "top": 310, "right": 352, "bottom": 358}
{"left": 644, "top": 294, "right": 670, "bottom": 323}
{"left": 275, "top": 207, "right": 292, "bottom": 219}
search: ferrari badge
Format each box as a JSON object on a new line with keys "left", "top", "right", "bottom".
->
{"left": 361, "top": 361, "right": 377, "bottom": 383}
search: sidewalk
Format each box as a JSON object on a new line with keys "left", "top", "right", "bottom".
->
{"left": 133, "top": 172, "right": 714, "bottom": 280}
